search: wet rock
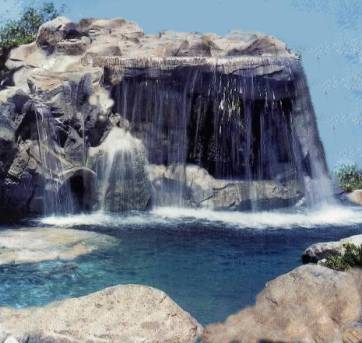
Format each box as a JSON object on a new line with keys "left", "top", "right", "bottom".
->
{"left": 0, "top": 284, "right": 203, "bottom": 343}
{"left": 148, "top": 164, "right": 302, "bottom": 210}
{"left": 302, "top": 234, "right": 362, "bottom": 263}
{"left": 0, "top": 227, "right": 115, "bottom": 265}
{"left": 203, "top": 265, "right": 362, "bottom": 343}
{"left": 88, "top": 127, "right": 152, "bottom": 212}
{"left": 0, "top": 115, "right": 17, "bottom": 175}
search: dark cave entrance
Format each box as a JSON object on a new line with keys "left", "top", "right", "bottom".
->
{"left": 108, "top": 66, "right": 298, "bottom": 182}
{"left": 58, "top": 168, "right": 96, "bottom": 213}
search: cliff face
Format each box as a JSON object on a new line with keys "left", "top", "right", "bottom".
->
{"left": 0, "top": 17, "right": 330, "bottom": 218}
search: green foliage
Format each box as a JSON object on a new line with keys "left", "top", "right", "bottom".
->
{"left": 335, "top": 164, "right": 362, "bottom": 193}
{"left": 0, "top": 2, "right": 64, "bottom": 49}
{"left": 323, "top": 243, "right": 362, "bottom": 271}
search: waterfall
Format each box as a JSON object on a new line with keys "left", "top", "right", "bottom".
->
{"left": 32, "top": 102, "right": 76, "bottom": 215}
{"left": 110, "top": 59, "right": 333, "bottom": 210}
{"left": 288, "top": 62, "right": 334, "bottom": 206}
{"left": 29, "top": 60, "right": 332, "bottom": 215}
{"left": 88, "top": 127, "right": 151, "bottom": 212}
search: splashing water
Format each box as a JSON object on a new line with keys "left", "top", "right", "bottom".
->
{"left": 88, "top": 127, "right": 151, "bottom": 212}
{"left": 39, "top": 204, "right": 362, "bottom": 230}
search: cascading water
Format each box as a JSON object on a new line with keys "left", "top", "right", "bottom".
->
{"left": 288, "top": 62, "right": 335, "bottom": 206}
{"left": 110, "top": 58, "right": 333, "bottom": 210}
{"left": 88, "top": 127, "right": 151, "bottom": 212}
{"left": 24, "top": 59, "right": 333, "bottom": 215}
{"left": 32, "top": 102, "right": 76, "bottom": 215}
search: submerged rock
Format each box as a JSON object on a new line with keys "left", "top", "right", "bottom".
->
{"left": 0, "top": 227, "right": 115, "bottom": 265}
{"left": 302, "top": 234, "right": 362, "bottom": 263}
{"left": 203, "top": 264, "right": 362, "bottom": 343}
{"left": 0, "top": 284, "right": 203, "bottom": 343}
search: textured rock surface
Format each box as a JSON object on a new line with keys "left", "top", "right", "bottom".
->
{"left": 203, "top": 264, "right": 362, "bottom": 343}
{"left": 347, "top": 190, "right": 362, "bottom": 206}
{"left": 148, "top": 164, "right": 302, "bottom": 210}
{"left": 302, "top": 234, "right": 362, "bottom": 263}
{"left": 0, "top": 284, "right": 203, "bottom": 343}
{"left": 0, "top": 227, "right": 115, "bottom": 265}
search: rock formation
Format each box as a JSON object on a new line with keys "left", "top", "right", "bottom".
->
{"left": 302, "top": 234, "right": 362, "bottom": 263}
{"left": 0, "top": 16, "right": 331, "bottom": 218}
{"left": 203, "top": 264, "right": 362, "bottom": 343}
{"left": 0, "top": 284, "right": 203, "bottom": 343}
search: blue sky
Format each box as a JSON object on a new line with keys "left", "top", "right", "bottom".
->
{"left": 1, "top": 0, "right": 362, "bottom": 171}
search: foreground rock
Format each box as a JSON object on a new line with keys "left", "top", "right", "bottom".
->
{"left": 0, "top": 284, "right": 203, "bottom": 343}
{"left": 0, "top": 227, "right": 115, "bottom": 265}
{"left": 203, "top": 264, "right": 362, "bottom": 343}
{"left": 302, "top": 234, "right": 362, "bottom": 263}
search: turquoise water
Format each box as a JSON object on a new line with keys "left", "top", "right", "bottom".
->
{"left": 1, "top": 206, "right": 362, "bottom": 325}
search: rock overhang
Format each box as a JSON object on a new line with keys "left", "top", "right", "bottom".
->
{"left": 4, "top": 16, "right": 299, "bottom": 88}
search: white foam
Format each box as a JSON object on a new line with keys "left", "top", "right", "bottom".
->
{"left": 39, "top": 211, "right": 168, "bottom": 228}
{"left": 39, "top": 205, "right": 362, "bottom": 230}
{"left": 151, "top": 205, "right": 362, "bottom": 229}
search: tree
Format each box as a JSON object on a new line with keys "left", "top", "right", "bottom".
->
{"left": 0, "top": 2, "right": 64, "bottom": 49}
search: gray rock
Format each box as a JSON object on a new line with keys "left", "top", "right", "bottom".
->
{"left": 302, "top": 234, "right": 362, "bottom": 263}
{"left": 148, "top": 164, "right": 302, "bottom": 210}
{"left": 0, "top": 284, "right": 203, "bottom": 343}
{"left": 0, "top": 115, "right": 16, "bottom": 175}
{"left": 203, "top": 264, "right": 362, "bottom": 343}
{"left": 36, "top": 17, "right": 79, "bottom": 52}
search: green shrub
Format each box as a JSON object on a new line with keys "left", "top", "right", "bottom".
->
{"left": 335, "top": 164, "right": 362, "bottom": 192}
{"left": 323, "top": 243, "right": 362, "bottom": 271}
{"left": 0, "top": 2, "right": 64, "bottom": 50}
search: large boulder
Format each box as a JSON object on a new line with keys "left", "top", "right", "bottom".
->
{"left": 0, "top": 285, "right": 203, "bottom": 343}
{"left": 36, "top": 16, "right": 91, "bottom": 55}
{"left": 203, "top": 264, "right": 362, "bottom": 343}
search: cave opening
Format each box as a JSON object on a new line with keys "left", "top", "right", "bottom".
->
{"left": 57, "top": 169, "right": 96, "bottom": 214}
